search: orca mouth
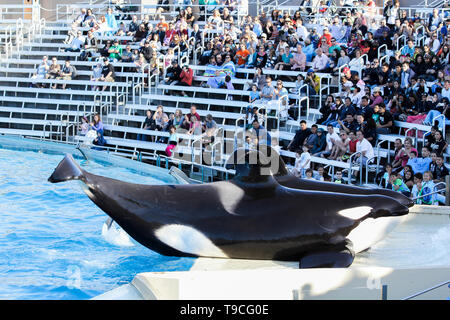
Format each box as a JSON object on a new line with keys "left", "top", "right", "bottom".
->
{"left": 405, "top": 199, "right": 415, "bottom": 208}
{"left": 370, "top": 204, "right": 409, "bottom": 219}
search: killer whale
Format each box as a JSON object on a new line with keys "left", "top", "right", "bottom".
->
{"left": 226, "top": 148, "right": 414, "bottom": 208}
{"left": 48, "top": 148, "right": 408, "bottom": 268}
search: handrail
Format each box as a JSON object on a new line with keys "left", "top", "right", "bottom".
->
{"left": 432, "top": 113, "right": 446, "bottom": 132}
{"left": 55, "top": 3, "right": 248, "bottom": 23}
{"left": 397, "top": 35, "right": 407, "bottom": 52}
{"left": 405, "top": 127, "right": 418, "bottom": 148}
{"left": 338, "top": 63, "right": 348, "bottom": 93}
{"left": 412, "top": 182, "right": 446, "bottom": 201}
{"left": 194, "top": 46, "right": 204, "bottom": 65}
{"left": 318, "top": 85, "right": 329, "bottom": 121}
{"left": 402, "top": 280, "right": 450, "bottom": 300}
{"left": 297, "top": 96, "right": 309, "bottom": 122}
{"left": 377, "top": 44, "right": 387, "bottom": 60}
{"left": 349, "top": 151, "right": 363, "bottom": 185}
{"left": 379, "top": 53, "right": 389, "bottom": 67}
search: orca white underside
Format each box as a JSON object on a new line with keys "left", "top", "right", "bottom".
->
{"left": 155, "top": 224, "right": 229, "bottom": 258}
{"left": 347, "top": 215, "right": 406, "bottom": 253}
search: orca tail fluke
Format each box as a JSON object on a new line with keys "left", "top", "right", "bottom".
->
{"left": 48, "top": 154, "right": 84, "bottom": 183}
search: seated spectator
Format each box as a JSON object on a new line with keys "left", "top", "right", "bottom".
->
{"left": 289, "top": 73, "right": 307, "bottom": 96}
{"left": 338, "top": 113, "right": 357, "bottom": 134}
{"left": 55, "top": 60, "right": 74, "bottom": 90}
{"left": 127, "top": 15, "right": 140, "bottom": 36}
{"left": 259, "top": 76, "right": 275, "bottom": 102}
{"left": 72, "top": 8, "right": 87, "bottom": 28}
{"left": 314, "top": 166, "right": 329, "bottom": 182}
{"left": 90, "top": 114, "right": 104, "bottom": 133}
{"left": 354, "top": 129, "right": 375, "bottom": 167}
{"left": 414, "top": 171, "right": 439, "bottom": 205}
{"left": 169, "top": 109, "right": 184, "bottom": 129}
{"left": 317, "top": 124, "right": 340, "bottom": 158}
{"left": 121, "top": 45, "right": 134, "bottom": 62}
{"left": 432, "top": 154, "right": 449, "bottom": 183}
{"left": 153, "top": 105, "right": 169, "bottom": 134}
{"left": 187, "top": 115, "right": 203, "bottom": 136}
{"left": 92, "top": 129, "right": 107, "bottom": 151}
{"left": 333, "top": 49, "right": 350, "bottom": 74}
{"left": 65, "top": 30, "right": 85, "bottom": 52}
{"left": 116, "top": 22, "right": 127, "bottom": 36}
{"left": 329, "top": 130, "right": 350, "bottom": 160}
{"left": 273, "top": 79, "right": 289, "bottom": 114}
{"left": 163, "top": 60, "right": 182, "bottom": 85}
{"left": 90, "top": 62, "right": 103, "bottom": 91}
{"left": 176, "top": 65, "right": 193, "bottom": 97}
{"left": 312, "top": 48, "right": 329, "bottom": 72}
{"left": 78, "top": 116, "right": 89, "bottom": 136}
{"left": 394, "top": 137, "right": 418, "bottom": 171}
{"left": 291, "top": 145, "right": 311, "bottom": 178}
{"left": 244, "top": 67, "right": 265, "bottom": 91}
{"left": 305, "top": 168, "right": 314, "bottom": 179}
{"left": 166, "top": 125, "right": 178, "bottom": 156}
{"left": 202, "top": 114, "right": 217, "bottom": 144}
{"left": 99, "top": 58, "right": 115, "bottom": 91}
{"left": 264, "top": 48, "right": 277, "bottom": 69}
{"left": 134, "top": 24, "right": 148, "bottom": 43}
{"left": 379, "top": 163, "right": 394, "bottom": 188}
{"left": 407, "top": 146, "right": 433, "bottom": 175}
{"left": 347, "top": 130, "right": 358, "bottom": 156}
{"left": 274, "top": 46, "right": 293, "bottom": 71}
{"left": 305, "top": 69, "right": 320, "bottom": 95}
{"left": 334, "top": 170, "right": 346, "bottom": 184}
{"left": 98, "top": 40, "right": 112, "bottom": 57}
{"left": 134, "top": 53, "right": 148, "bottom": 74}
{"left": 182, "top": 105, "right": 201, "bottom": 130}
{"left": 427, "top": 129, "right": 448, "bottom": 156}
{"left": 235, "top": 43, "right": 250, "bottom": 67}
{"left": 376, "top": 104, "right": 394, "bottom": 134}
{"left": 46, "top": 57, "right": 61, "bottom": 80}
{"left": 137, "top": 110, "right": 156, "bottom": 142}
{"left": 369, "top": 87, "right": 384, "bottom": 108}
{"left": 249, "top": 120, "right": 271, "bottom": 146}
{"left": 108, "top": 39, "right": 122, "bottom": 62}
{"left": 245, "top": 106, "right": 264, "bottom": 129}
{"left": 105, "top": 7, "right": 118, "bottom": 36}
{"left": 80, "top": 31, "right": 99, "bottom": 61}
{"left": 389, "top": 173, "right": 411, "bottom": 197}
{"left": 287, "top": 120, "right": 310, "bottom": 152}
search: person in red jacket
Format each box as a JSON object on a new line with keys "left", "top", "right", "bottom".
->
{"left": 177, "top": 65, "right": 193, "bottom": 97}
{"left": 318, "top": 26, "right": 332, "bottom": 48}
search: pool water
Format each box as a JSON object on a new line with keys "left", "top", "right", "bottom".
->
{"left": 0, "top": 147, "right": 195, "bottom": 300}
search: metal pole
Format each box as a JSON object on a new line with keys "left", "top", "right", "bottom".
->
{"left": 381, "top": 285, "right": 388, "bottom": 300}
{"left": 446, "top": 175, "right": 450, "bottom": 207}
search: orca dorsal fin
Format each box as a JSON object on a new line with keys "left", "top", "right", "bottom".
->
{"left": 225, "top": 146, "right": 288, "bottom": 183}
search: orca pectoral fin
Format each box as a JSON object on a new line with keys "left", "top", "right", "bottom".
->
{"left": 298, "top": 242, "right": 355, "bottom": 269}
{"left": 48, "top": 154, "right": 84, "bottom": 183}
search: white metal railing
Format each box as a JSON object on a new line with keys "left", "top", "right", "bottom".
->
{"left": 338, "top": 63, "right": 348, "bottom": 93}
{"left": 377, "top": 44, "right": 387, "bottom": 60}
{"left": 402, "top": 280, "right": 450, "bottom": 300}
{"left": 396, "top": 35, "right": 407, "bottom": 52}
{"left": 55, "top": 3, "right": 248, "bottom": 24}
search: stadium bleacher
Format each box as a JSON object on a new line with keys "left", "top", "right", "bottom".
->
{"left": 0, "top": 1, "right": 448, "bottom": 203}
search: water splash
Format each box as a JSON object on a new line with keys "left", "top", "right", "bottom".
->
{"left": 429, "top": 225, "right": 450, "bottom": 263}
{"left": 101, "top": 221, "right": 134, "bottom": 247}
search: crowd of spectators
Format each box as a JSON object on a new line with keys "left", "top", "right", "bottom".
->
{"left": 27, "top": 2, "right": 450, "bottom": 203}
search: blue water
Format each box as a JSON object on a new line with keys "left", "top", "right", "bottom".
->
{"left": 0, "top": 147, "right": 195, "bottom": 300}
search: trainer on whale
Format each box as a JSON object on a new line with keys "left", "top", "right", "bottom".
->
{"left": 48, "top": 147, "right": 409, "bottom": 268}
